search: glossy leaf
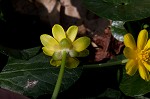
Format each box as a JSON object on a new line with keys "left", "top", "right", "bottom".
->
{"left": 97, "top": 88, "right": 122, "bottom": 99}
{"left": 111, "top": 21, "right": 127, "bottom": 42}
{"left": 119, "top": 69, "right": 150, "bottom": 96}
{"left": 0, "top": 52, "right": 82, "bottom": 98}
{"left": 0, "top": 11, "right": 5, "bottom": 21}
{"left": 108, "top": 54, "right": 126, "bottom": 62}
{"left": 83, "top": 0, "right": 150, "bottom": 21}
{"left": 0, "top": 45, "right": 41, "bottom": 60}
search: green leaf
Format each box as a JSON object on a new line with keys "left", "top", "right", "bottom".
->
{"left": 108, "top": 54, "right": 126, "bottom": 62}
{"left": 0, "top": 52, "right": 82, "bottom": 98}
{"left": 83, "top": 0, "right": 150, "bottom": 21}
{"left": 119, "top": 69, "right": 150, "bottom": 96}
{"left": 97, "top": 88, "right": 122, "bottom": 99}
{"left": 107, "top": 54, "right": 126, "bottom": 83}
{"left": 111, "top": 21, "right": 127, "bottom": 42}
{"left": 0, "top": 45, "right": 41, "bottom": 60}
{"left": 0, "top": 10, "right": 5, "bottom": 21}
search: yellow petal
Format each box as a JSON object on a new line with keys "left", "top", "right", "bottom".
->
{"left": 69, "top": 50, "right": 78, "bottom": 57}
{"left": 143, "top": 61, "right": 150, "bottom": 72}
{"left": 138, "top": 61, "right": 150, "bottom": 81}
{"left": 124, "top": 33, "right": 136, "bottom": 50}
{"left": 125, "top": 59, "right": 138, "bottom": 76}
{"left": 77, "top": 49, "right": 89, "bottom": 57}
{"left": 123, "top": 47, "right": 137, "bottom": 59}
{"left": 137, "top": 29, "right": 148, "bottom": 50}
{"left": 50, "top": 59, "right": 61, "bottom": 67}
{"left": 73, "top": 37, "right": 90, "bottom": 52}
{"left": 52, "top": 24, "right": 66, "bottom": 42}
{"left": 42, "top": 47, "right": 54, "bottom": 56}
{"left": 52, "top": 51, "right": 62, "bottom": 60}
{"left": 66, "top": 25, "right": 78, "bottom": 42}
{"left": 144, "top": 39, "right": 150, "bottom": 50}
{"left": 66, "top": 57, "right": 79, "bottom": 68}
{"left": 40, "top": 34, "right": 59, "bottom": 49}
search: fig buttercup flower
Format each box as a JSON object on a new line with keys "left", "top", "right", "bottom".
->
{"left": 123, "top": 29, "right": 150, "bottom": 81}
{"left": 40, "top": 24, "right": 91, "bottom": 68}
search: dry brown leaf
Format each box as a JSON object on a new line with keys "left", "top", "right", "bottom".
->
{"left": 11, "top": 0, "right": 124, "bottom": 62}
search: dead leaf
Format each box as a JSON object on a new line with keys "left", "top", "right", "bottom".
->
{"left": 11, "top": 0, "right": 124, "bottom": 62}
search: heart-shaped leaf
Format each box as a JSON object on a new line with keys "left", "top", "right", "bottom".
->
{"left": 0, "top": 51, "right": 82, "bottom": 98}
{"left": 83, "top": 0, "right": 150, "bottom": 21}
{"left": 111, "top": 21, "right": 127, "bottom": 42}
{"left": 119, "top": 69, "right": 150, "bottom": 96}
{"left": 0, "top": 45, "right": 40, "bottom": 60}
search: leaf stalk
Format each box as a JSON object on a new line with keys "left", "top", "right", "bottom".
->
{"left": 83, "top": 59, "right": 128, "bottom": 68}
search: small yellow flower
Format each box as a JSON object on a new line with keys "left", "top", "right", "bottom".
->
{"left": 123, "top": 29, "right": 150, "bottom": 81}
{"left": 40, "top": 24, "right": 91, "bottom": 68}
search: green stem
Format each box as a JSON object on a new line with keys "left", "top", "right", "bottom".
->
{"left": 51, "top": 51, "right": 67, "bottom": 99}
{"left": 125, "top": 22, "right": 133, "bottom": 33}
{"left": 83, "top": 59, "right": 128, "bottom": 68}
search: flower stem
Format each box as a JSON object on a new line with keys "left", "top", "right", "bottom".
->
{"left": 51, "top": 51, "right": 67, "bottom": 99}
{"left": 83, "top": 59, "right": 128, "bottom": 68}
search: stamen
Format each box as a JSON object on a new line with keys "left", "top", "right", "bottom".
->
{"left": 140, "top": 50, "right": 150, "bottom": 62}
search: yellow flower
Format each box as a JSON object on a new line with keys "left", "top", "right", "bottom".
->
{"left": 40, "top": 24, "right": 91, "bottom": 68}
{"left": 123, "top": 29, "right": 150, "bottom": 81}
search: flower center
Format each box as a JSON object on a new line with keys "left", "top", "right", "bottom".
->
{"left": 139, "top": 50, "right": 150, "bottom": 62}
